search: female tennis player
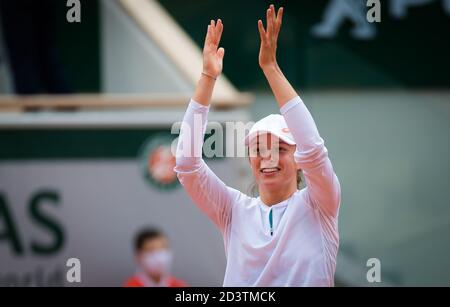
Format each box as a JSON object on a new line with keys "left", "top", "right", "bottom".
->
{"left": 175, "top": 5, "right": 341, "bottom": 286}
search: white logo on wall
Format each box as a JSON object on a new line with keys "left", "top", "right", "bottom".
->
{"left": 366, "top": 258, "right": 381, "bottom": 283}
{"left": 312, "top": 0, "right": 379, "bottom": 40}
{"left": 312, "top": 0, "right": 450, "bottom": 40}
{"left": 66, "top": 258, "right": 81, "bottom": 283}
{"left": 66, "top": 0, "right": 81, "bottom": 23}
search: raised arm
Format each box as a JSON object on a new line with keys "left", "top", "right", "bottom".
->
{"left": 258, "top": 5, "right": 341, "bottom": 217}
{"left": 175, "top": 20, "right": 242, "bottom": 236}
{"left": 258, "top": 5, "right": 297, "bottom": 107}
{"left": 175, "top": 19, "right": 224, "bottom": 173}
{"left": 193, "top": 19, "right": 224, "bottom": 106}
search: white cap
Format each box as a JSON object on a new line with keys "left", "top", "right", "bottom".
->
{"left": 244, "top": 114, "right": 296, "bottom": 146}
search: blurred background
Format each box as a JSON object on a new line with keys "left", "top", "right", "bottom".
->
{"left": 0, "top": 0, "right": 449, "bottom": 286}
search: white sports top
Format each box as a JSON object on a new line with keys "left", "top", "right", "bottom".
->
{"left": 174, "top": 96, "right": 341, "bottom": 286}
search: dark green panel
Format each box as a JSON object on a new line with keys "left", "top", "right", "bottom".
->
{"left": 54, "top": 0, "right": 100, "bottom": 92}
{"left": 158, "top": 0, "right": 450, "bottom": 90}
{"left": 0, "top": 129, "right": 225, "bottom": 160}
{"left": 0, "top": 129, "right": 168, "bottom": 159}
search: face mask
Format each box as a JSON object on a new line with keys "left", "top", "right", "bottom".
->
{"left": 141, "top": 250, "right": 173, "bottom": 276}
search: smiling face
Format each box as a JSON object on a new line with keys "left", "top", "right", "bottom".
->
{"left": 248, "top": 133, "right": 299, "bottom": 194}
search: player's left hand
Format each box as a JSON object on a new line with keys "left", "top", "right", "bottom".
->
{"left": 258, "top": 5, "right": 283, "bottom": 70}
{"left": 202, "top": 19, "right": 225, "bottom": 79}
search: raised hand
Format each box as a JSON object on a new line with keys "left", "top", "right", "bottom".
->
{"left": 202, "top": 19, "right": 225, "bottom": 79}
{"left": 258, "top": 4, "right": 283, "bottom": 70}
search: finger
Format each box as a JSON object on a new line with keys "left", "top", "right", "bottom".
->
{"left": 210, "top": 20, "right": 216, "bottom": 44}
{"left": 276, "top": 6, "right": 283, "bottom": 23}
{"left": 275, "top": 7, "right": 283, "bottom": 37}
{"left": 270, "top": 4, "right": 275, "bottom": 16}
{"left": 266, "top": 8, "right": 273, "bottom": 36}
{"left": 216, "top": 19, "right": 223, "bottom": 45}
{"left": 270, "top": 5, "right": 276, "bottom": 36}
{"left": 217, "top": 47, "right": 225, "bottom": 60}
{"left": 258, "top": 19, "right": 266, "bottom": 42}
{"left": 203, "top": 25, "right": 211, "bottom": 49}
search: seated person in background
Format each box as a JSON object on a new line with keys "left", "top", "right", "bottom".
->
{"left": 124, "top": 227, "right": 187, "bottom": 287}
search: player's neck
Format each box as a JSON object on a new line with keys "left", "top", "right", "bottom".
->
{"left": 259, "top": 183, "right": 297, "bottom": 206}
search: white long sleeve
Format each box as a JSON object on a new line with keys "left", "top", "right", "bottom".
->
{"left": 280, "top": 96, "right": 341, "bottom": 218}
{"left": 174, "top": 99, "right": 210, "bottom": 173}
{"left": 174, "top": 100, "right": 245, "bottom": 237}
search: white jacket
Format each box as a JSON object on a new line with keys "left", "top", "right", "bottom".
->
{"left": 175, "top": 96, "right": 341, "bottom": 286}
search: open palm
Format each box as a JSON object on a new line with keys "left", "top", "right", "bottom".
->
{"left": 258, "top": 5, "right": 283, "bottom": 69}
{"left": 202, "top": 19, "right": 225, "bottom": 78}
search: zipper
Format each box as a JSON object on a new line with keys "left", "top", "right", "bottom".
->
{"left": 269, "top": 208, "right": 273, "bottom": 236}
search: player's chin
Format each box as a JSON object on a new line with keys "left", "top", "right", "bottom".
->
{"left": 258, "top": 172, "right": 284, "bottom": 186}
